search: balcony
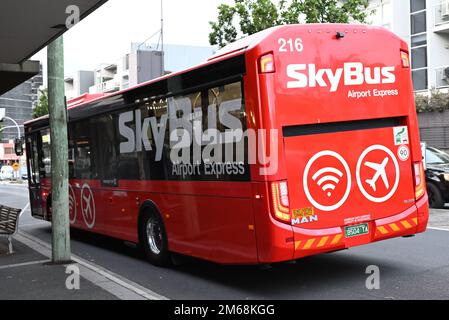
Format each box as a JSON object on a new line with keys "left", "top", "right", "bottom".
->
{"left": 434, "top": 1, "right": 449, "bottom": 33}
{"left": 435, "top": 66, "right": 449, "bottom": 89}
{"left": 89, "top": 79, "right": 120, "bottom": 94}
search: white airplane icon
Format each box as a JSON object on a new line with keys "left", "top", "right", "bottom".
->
{"left": 365, "top": 157, "right": 390, "bottom": 192}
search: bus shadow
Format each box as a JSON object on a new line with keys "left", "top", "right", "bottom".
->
{"left": 39, "top": 226, "right": 399, "bottom": 298}
{"left": 172, "top": 253, "right": 398, "bottom": 299}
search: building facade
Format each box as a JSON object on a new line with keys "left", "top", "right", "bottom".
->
{"left": 368, "top": 0, "right": 449, "bottom": 92}
{"left": 0, "top": 64, "right": 43, "bottom": 142}
{"left": 65, "top": 43, "right": 215, "bottom": 100}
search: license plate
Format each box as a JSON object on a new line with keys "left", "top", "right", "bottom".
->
{"left": 345, "top": 223, "right": 369, "bottom": 238}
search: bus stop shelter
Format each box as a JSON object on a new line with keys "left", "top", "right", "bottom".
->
{"left": 0, "top": 0, "right": 107, "bottom": 95}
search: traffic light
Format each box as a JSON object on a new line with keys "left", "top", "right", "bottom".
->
{"left": 14, "top": 138, "right": 23, "bottom": 156}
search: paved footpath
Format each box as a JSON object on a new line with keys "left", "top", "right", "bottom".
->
{"left": 0, "top": 183, "right": 167, "bottom": 300}
{"left": 428, "top": 208, "right": 449, "bottom": 231}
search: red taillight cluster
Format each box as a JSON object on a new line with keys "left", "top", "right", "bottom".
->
{"left": 259, "top": 53, "right": 276, "bottom": 74}
{"left": 413, "top": 161, "right": 426, "bottom": 200}
{"left": 270, "top": 181, "right": 291, "bottom": 224}
{"left": 401, "top": 50, "right": 410, "bottom": 68}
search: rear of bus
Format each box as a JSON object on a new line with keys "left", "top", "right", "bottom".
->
{"left": 250, "top": 24, "right": 429, "bottom": 262}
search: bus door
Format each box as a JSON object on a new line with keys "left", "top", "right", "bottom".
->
{"left": 26, "top": 133, "right": 44, "bottom": 219}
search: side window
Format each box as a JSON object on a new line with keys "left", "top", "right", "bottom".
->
{"left": 68, "top": 125, "right": 75, "bottom": 179}
{"left": 116, "top": 80, "right": 248, "bottom": 182}
{"left": 39, "top": 129, "right": 51, "bottom": 179}
{"left": 208, "top": 82, "right": 247, "bottom": 133}
{"left": 26, "top": 135, "right": 40, "bottom": 184}
{"left": 74, "top": 139, "right": 92, "bottom": 179}
{"left": 72, "top": 121, "right": 96, "bottom": 180}
{"left": 91, "top": 114, "right": 119, "bottom": 186}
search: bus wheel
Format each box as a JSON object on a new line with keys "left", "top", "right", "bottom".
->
{"left": 427, "top": 183, "right": 445, "bottom": 209}
{"left": 140, "top": 210, "right": 171, "bottom": 267}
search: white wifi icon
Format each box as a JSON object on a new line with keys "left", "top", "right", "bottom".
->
{"left": 312, "top": 167, "right": 344, "bottom": 197}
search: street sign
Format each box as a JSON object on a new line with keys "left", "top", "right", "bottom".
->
{"left": 12, "top": 163, "right": 20, "bottom": 171}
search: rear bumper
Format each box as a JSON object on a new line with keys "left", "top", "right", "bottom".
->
{"left": 291, "top": 194, "right": 429, "bottom": 260}
{"left": 258, "top": 195, "right": 429, "bottom": 263}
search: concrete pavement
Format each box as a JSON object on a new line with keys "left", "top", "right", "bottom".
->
{"left": 429, "top": 208, "right": 449, "bottom": 231}
{"left": 0, "top": 183, "right": 167, "bottom": 300}
{"left": 0, "top": 239, "right": 117, "bottom": 300}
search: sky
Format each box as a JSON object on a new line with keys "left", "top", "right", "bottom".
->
{"left": 32, "top": 0, "right": 233, "bottom": 79}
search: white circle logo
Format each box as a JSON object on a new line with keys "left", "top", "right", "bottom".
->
{"left": 80, "top": 183, "right": 96, "bottom": 229}
{"left": 398, "top": 145, "right": 410, "bottom": 162}
{"left": 69, "top": 184, "right": 77, "bottom": 224}
{"left": 303, "top": 151, "right": 352, "bottom": 212}
{"left": 356, "top": 145, "right": 400, "bottom": 203}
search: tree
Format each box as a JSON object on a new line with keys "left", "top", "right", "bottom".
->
{"left": 33, "top": 89, "right": 49, "bottom": 119}
{"left": 209, "top": 0, "right": 370, "bottom": 48}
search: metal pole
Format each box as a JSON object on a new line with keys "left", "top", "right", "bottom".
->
{"left": 161, "top": 0, "right": 165, "bottom": 75}
{"left": 47, "top": 35, "right": 71, "bottom": 264}
{"left": 0, "top": 125, "right": 24, "bottom": 132}
{"left": 4, "top": 117, "right": 21, "bottom": 139}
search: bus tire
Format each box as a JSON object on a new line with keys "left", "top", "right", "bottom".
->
{"left": 427, "top": 182, "right": 445, "bottom": 209}
{"left": 139, "top": 209, "right": 171, "bottom": 267}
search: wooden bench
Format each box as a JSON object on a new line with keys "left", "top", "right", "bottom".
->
{"left": 0, "top": 205, "right": 22, "bottom": 254}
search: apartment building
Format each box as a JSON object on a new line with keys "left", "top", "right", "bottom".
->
{"left": 65, "top": 43, "right": 214, "bottom": 100}
{"left": 0, "top": 64, "right": 43, "bottom": 142}
{"left": 368, "top": 0, "right": 449, "bottom": 92}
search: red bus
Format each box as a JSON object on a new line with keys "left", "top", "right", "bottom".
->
{"left": 25, "top": 24, "right": 429, "bottom": 266}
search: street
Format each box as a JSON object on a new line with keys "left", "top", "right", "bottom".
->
{"left": 1, "top": 182, "right": 449, "bottom": 300}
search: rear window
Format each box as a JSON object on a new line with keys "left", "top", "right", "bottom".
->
{"left": 426, "top": 148, "right": 449, "bottom": 165}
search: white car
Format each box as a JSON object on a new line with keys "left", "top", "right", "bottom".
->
{"left": 0, "top": 165, "right": 14, "bottom": 180}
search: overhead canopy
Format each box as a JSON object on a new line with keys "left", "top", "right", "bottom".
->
{"left": 0, "top": 0, "right": 107, "bottom": 94}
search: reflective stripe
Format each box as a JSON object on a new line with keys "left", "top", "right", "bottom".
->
{"left": 331, "top": 234, "right": 342, "bottom": 245}
{"left": 401, "top": 220, "right": 412, "bottom": 229}
{"left": 378, "top": 226, "right": 388, "bottom": 235}
{"left": 389, "top": 223, "right": 400, "bottom": 232}
{"left": 317, "top": 236, "right": 329, "bottom": 248}
{"left": 303, "top": 239, "right": 316, "bottom": 250}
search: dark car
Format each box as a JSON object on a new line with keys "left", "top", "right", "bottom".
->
{"left": 424, "top": 145, "right": 449, "bottom": 208}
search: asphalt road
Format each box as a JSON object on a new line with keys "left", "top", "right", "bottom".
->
{"left": 2, "top": 182, "right": 449, "bottom": 300}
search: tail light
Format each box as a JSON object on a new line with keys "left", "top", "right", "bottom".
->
{"left": 401, "top": 50, "right": 410, "bottom": 68}
{"left": 270, "top": 181, "right": 291, "bottom": 224}
{"left": 413, "top": 161, "right": 426, "bottom": 200}
{"left": 259, "top": 53, "right": 276, "bottom": 74}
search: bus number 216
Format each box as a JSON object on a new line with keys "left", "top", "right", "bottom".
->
{"left": 278, "top": 38, "right": 304, "bottom": 53}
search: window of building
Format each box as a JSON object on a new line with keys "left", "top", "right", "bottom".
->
{"left": 412, "top": 69, "right": 428, "bottom": 91}
{"left": 367, "top": 0, "right": 392, "bottom": 29}
{"left": 411, "top": 46, "right": 428, "bottom": 69}
{"left": 411, "top": 34, "right": 427, "bottom": 47}
{"left": 410, "top": 0, "right": 428, "bottom": 91}
{"left": 410, "top": 0, "right": 426, "bottom": 13}
{"left": 411, "top": 11, "right": 427, "bottom": 34}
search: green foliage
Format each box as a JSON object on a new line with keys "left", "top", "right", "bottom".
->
{"left": 415, "top": 94, "right": 429, "bottom": 113}
{"left": 415, "top": 89, "right": 449, "bottom": 113}
{"left": 209, "top": 0, "right": 370, "bottom": 47}
{"left": 33, "top": 89, "right": 49, "bottom": 119}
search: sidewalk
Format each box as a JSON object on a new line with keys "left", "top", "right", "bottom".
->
{"left": 429, "top": 208, "right": 449, "bottom": 231}
{"left": 0, "top": 231, "right": 166, "bottom": 300}
{"left": 0, "top": 237, "right": 117, "bottom": 300}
